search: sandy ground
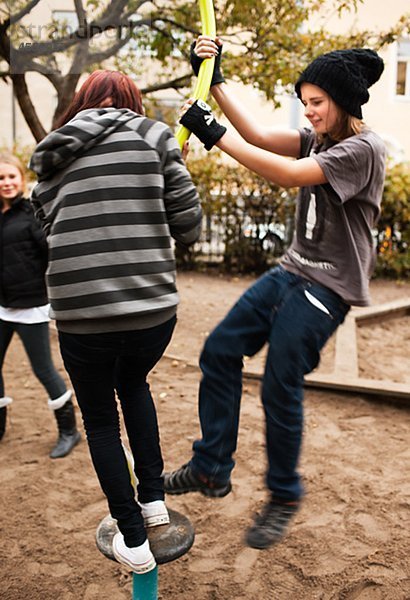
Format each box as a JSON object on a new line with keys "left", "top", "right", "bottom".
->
{"left": 0, "top": 272, "right": 409, "bottom": 600}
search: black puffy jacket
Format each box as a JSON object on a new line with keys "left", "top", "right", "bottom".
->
{"left": 0, "top": 196, "right": 48, "bottom": 308}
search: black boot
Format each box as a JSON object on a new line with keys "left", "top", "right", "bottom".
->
{"left": 0, "top": 407, "right": 7, "bottom": 441}
{"left": 50, "top": 398, "right": 81, "bottom": 459}
{"left": 0, "top": 397, "right": 13, "bottom": 442}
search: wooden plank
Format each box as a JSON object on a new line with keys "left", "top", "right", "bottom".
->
{"left": 242, "top": 368, "right": 410, "bottom": 400}
{"left": 353, "top": 299, "right": 410, "bottom": 326}
{"left": 333, "top": 314, "right": 358, "bottom": 376}
{"left": 303, "top": 372, "right": 410, "bottom": 400}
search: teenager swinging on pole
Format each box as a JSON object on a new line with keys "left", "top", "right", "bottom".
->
{"left": 164, "top": 39, "right": 386, "bottom": 550}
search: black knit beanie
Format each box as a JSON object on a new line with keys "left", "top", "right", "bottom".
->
{"left": 295, "top": 49, "right": 384, "bottom": 119}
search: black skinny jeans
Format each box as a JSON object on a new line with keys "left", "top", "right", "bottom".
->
{"left": 58, "top": 316, "right": 176, "bottom": 547}
{"left": 0, "top": 319, "right": 67, "bottom": 399}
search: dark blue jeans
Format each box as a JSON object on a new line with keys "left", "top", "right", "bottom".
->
{"left": 191, "top": 266, "right": 350, "bottom": 501}
{"left": 0, "top": 320, "right": 67, "bottom": 399}
{"left": 58, "top": 316, "right": 176, "bottom": 547}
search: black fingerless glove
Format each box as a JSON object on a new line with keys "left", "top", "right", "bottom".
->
{"left": 190, "top": 41, "right": 225, "bottom": 87}
{"left": 180, "top": 100, "right": 227, "bottom": 151}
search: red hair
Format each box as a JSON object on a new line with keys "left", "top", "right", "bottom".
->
{"left": 55, "top": 70, "right": 144, "bottom": 128}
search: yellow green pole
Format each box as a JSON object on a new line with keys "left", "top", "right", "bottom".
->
{"left": 123, "top": 10, "right": 217, "bottom": 598}
{"left": 175, "top": 0, "right": 217, "bottom": 149}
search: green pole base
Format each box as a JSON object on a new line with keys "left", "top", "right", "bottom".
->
{"left": 132, "top": 566, "right": 158, "bottom": 600}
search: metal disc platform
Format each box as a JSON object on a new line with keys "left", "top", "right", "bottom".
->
{"left": 96, "top": 508, "right": 195, "bottom": 565}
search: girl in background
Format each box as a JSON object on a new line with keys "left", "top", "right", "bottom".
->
{"left": 0, "top": 152, "right": 80, "bottom": 458}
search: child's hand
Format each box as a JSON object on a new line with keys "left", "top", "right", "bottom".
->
{"left": 190, "top": 36, "right": 225, "bottom": 87}
{"left": 194, "top": 35, "right": 221, "bottom": 60}
{"left": 179, "top": 99, "right": 227, "bottom": 151}
{"left": 182, "top": 141, "right": 190, "bottom": 161}
{"left": 179, "top": 98, "right": 195, "bottom": 121}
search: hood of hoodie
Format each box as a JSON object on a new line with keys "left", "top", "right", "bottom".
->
{"left": 29, "top": 107, "right": 140, "bottom": 181}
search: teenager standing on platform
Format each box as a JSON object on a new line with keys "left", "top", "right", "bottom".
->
{"left": 30, "top": 71, "right": 202, "bottom": 573}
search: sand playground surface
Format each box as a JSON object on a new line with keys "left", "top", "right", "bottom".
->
{"left": 0, "top": 271, "right": 409, "bottom": 599}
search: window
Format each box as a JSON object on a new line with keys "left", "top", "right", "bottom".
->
{"left": 52, "top": 11, "right": 79, "bottom": 33}
{"left": 396, "top": 39, "right": 410, "bottom": 98}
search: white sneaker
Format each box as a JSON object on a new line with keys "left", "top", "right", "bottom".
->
{"left": 139, "top": 500, "right": 170, "bottom": 527}
{"left": 112, "top": 533, "right": 156, "bottom": 574}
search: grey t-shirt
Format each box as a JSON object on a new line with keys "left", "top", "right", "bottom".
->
{"left": 281, "top": 127, "right": 386, "bottom": 306}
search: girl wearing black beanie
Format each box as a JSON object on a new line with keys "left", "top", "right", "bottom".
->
{"left": 164, "top": 41, "right": 386, "bottom": 550}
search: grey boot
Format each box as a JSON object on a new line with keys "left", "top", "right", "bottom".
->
{"left": 0, "top": 397, "right": 13, "bottom": 442}
{"left": 49, "top": 392, "right": 81, "bottom": 459}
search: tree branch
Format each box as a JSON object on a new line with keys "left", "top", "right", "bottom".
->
{"left": 141, "top": 73, "right": 191, "bottom": 94}
{"left": 73, "top": 0, "right": 87, "bottom": 27}
{"left": 153, "top": 16, "right": 198, "bottom": 36}
{"left": 88, "top": 35, "right": 132, "bottom": 64}
{"left": 9, "top": 0, "right": 41, "bottom": 25}
{"left": 12, "top": 53, "right": 63, "bottom": 85}
{"left": 94, "top": 0, "right": 129, "bottom": 30}
{"left": 11, "top": 14, "right": 154, "bottom": 60}
{"left": 11, "top": 73, "right": 46, "bottom": 141}
{"left": 52, "top": 73, "right": 82, "bottom": 129}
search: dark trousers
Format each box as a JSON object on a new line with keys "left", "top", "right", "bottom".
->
{"left": 0, "top": 319, "right": 67, "bottom": 399}
{"left": 191, "top": 266, "right": 350, "bottom": 501}
{"left": 58, "top": 316, "right": 176, "bottom": 546}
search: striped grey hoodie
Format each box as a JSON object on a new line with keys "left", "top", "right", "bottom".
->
{"left": 29, "top": 107, "right": 202, "bottom": 333}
